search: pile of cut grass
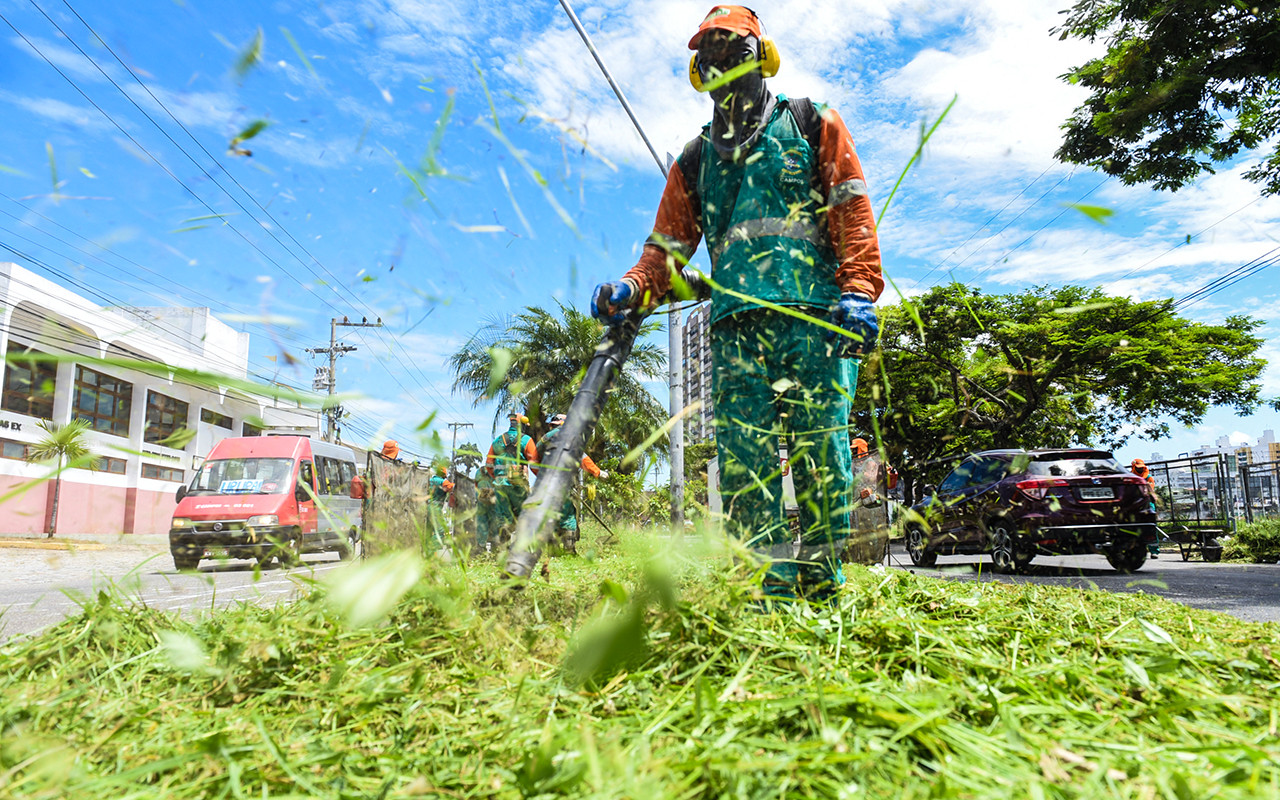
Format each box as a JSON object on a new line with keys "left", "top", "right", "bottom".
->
{"left": 3, "top": 524, "right": 1280, "bottom": 799}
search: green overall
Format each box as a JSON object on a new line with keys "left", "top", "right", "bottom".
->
{"left": 474, "top": 470, "right": 497, "bottom": 551}
{"left": 491, "top": 427, "right": 533, "bottom": 542}
{"left": 699, "top": 96, "right": 854, "bottom": 598}
{"left": 535, "top": 427, "right": 582, "bottom": 551}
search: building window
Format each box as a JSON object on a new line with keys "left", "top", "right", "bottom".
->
{"left": 201, "top": 408, "right": 233, "bottom": 429}
{"left": 243, "top": 422, "right": 263, "bottom": 437}
{"left": 145, "top": 390, "right": 189, "bottom": 445}
{"left": 0, "top": 438, "right": 31, "bottom": 460}
{"left": 74, "top": 366, "right": 133, "bottom": 437}
{"left": 142, "top": 463, "right": 183, "bottom": 482}
{"left": 2, "top": 344, "right": 56, "bottom": 419}
{"left": 100, "top": 456, "right": 127, "bottom": 474}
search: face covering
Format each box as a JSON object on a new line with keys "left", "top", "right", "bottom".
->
{"left": 697, "top": 34, "right": 775, "bottom": 159}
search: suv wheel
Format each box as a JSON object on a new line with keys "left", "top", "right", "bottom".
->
{"left": 1106, "top": 543, "right": 1147, "bottom": 573}
{"left": 989, "top": 522, "right": 1032, "bottom": 574}
{"left": 905, "top": 525, "right": 936, "bottom": 567}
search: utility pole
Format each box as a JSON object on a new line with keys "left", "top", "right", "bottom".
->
{"left": 447, "top": 421, "right": 473, "bottom": 468}
{"left": 306, "top": 316, "right": 383, "bottom": 442}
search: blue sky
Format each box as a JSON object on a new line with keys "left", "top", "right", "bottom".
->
{"left": 0, "top": 0, "right": 1277, "bottom": 468}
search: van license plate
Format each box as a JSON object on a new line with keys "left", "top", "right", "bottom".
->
{"left": 203, "top": 547, "right": 230, "bottom": 558}
{"left": 1080, "top": 487, "right": 1114, "bottom": 500}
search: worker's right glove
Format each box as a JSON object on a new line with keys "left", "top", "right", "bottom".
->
{"left": 598, "top": 470, "right": 609, "bottom": 479}
{"left": 591, "top": 278, "right": 639, "bottom": 324}
{"left": 828, "top": 292, "right": 878, "bottom": 357}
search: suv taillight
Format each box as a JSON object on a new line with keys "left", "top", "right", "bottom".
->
{"left": 1016, "top": 478, "right": 1068, "bottom": 500}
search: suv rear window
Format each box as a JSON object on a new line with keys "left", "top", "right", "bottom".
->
{"left": 1025, "top": 453, "right": 1125, "bottom": 478}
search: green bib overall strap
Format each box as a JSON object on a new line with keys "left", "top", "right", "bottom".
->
{"left": 693, "top": 95, "right": 840, "bottom": 323}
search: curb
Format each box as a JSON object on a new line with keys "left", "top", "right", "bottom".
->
{"left": 0, "top": 534, "right": 168, "bottom": 551}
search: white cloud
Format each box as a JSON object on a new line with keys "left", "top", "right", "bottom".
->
{"left": 0, "top": 91, "right": 111, "bottom": 132}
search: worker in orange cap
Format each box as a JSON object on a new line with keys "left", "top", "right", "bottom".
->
{"left": 590, "top": 5, "right": 882, "bottom": 604}
{"left": 1130, "top": 458, "right": 1160, "bottom": 557}
{"left": 486, "top": 412, "right": 539, "bottom": 544}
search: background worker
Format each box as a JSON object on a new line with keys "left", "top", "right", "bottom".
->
{"left": 486, "top": 413, "right": 539, "bottom": 544}
{"left": 535, "top": 413, "right": 609, "bottom": 555}
{"left": 1131, "top": 458, "right": 1161, "bottom": 557}
{"left": 592, "top": 5, "right": 882, "bottom": 601}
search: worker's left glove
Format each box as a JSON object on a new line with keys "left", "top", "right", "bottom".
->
{"left": 598, "top": 470, "right": 609, "bottom": 479}
{"left": 828, "top": 292, "right": 878, "bottom": 357}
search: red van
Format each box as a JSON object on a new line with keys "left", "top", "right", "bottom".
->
{"left": 168, "top": 436, "right": 364, "bottom": 571}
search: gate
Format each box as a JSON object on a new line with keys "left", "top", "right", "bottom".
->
{"left": 1239, "top": 458, "right": 1280, "bottom": 524}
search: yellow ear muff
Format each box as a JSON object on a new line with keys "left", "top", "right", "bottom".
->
{"left": 759, "top": 37, "right": 780, "bottom": 78}
{"left": 689, "top": 54, "right": 705, "bottom": 92}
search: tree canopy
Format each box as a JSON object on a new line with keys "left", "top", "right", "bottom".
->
{"left": 854, "top": 283, "right": 1267, "bottom": 494}
{"left": 1055, "top": 0, "right": 1280, "bottom": 194}
{"left": 448, "top": 303, "right": 669, "bottom": 471}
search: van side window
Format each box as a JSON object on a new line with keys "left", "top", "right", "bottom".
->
{"left": 338, "top": 460, "right": 356, "bottom": 494}
{"left": 320, "top": 456, "right": 345, "bottom": 496}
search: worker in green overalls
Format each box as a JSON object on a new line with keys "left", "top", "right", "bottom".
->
{"left": 592, "top": 5, "right": 883, "bottom": 601}
{"left": 485, "top": 413, "right": 539, "bottom": 545}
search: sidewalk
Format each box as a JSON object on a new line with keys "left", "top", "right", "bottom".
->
{"left": 0, "top": 532, "right": 169, "bottom": 551}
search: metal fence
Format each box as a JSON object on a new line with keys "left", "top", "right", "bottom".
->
{"left": 1239, "top": 458, "right": 1280, "bottom": 524}
{"left": 1146, "top": 454, "right": 1237, "bottom": 533}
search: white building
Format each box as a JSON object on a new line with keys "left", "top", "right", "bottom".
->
{"left": 0, "top": 261, "right": 320, "bottom": 536}
{"left": 682, "top": 304, "right": 714, "bottom": 441}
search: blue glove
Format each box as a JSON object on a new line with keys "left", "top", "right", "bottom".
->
{"left": 590, "top": 279, "right": 636, "bottom": 324}
{"left": 828, "top": 292, "right": 878, "bottom": 357}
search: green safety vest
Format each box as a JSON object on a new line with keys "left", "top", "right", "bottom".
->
{"left": 697, "top": 96, "right": 838, "bottom": 324}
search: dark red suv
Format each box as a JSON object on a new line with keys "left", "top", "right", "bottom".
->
{"left": 904, "top": 449, "right": 1158, "bottom": 573}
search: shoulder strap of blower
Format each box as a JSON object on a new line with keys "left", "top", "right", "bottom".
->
{"left": 678, "top": 96, "right": 823, "bottom": 198}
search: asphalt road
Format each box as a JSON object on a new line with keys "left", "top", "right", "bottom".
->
{"left": 888, "top": 545, "right": 1280, "bottom": 623}
{"left": 4, "top": 541, "right": 1278, "bottom": 642}
{"left": 0, "top": 542, "right": 347, "bottom": 642}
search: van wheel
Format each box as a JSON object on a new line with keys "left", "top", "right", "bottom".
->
{"left": 340, "top": 527, "right": 363, "bottom": 561}
{"left": 274, "top": 529, "right": 303, "bottom": 568}
{"left": 905, "top": 525, "right": 936, "bottom": 567}
{"left": 172, "top": 552, "right": 200, "bottom": 571}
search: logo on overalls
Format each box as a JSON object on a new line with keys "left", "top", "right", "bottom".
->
{"left": 780, "top": 148, "right": 806, "bottom": 188}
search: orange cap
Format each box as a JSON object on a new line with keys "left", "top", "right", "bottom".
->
{"left": 1130, "top": 458, "right": 1146, "bottom": 469}
{"left": 852, "top": 437, "right": 869, "bottom": 457}
{"left": 688, "top": 5, "right": 762, "bottom": 50}
{"left": 381, "top": 440, "right": 399, "bottom": 459}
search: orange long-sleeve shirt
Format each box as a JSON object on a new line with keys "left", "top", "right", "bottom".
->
{"left": 624, "top": 105, "right": 883, "bottom": 306}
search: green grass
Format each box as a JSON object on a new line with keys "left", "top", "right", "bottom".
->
{"left": 3, "top": 521, "right": 1280, "bottom": 798}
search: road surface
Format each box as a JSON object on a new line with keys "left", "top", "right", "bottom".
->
{"left": 888, "top": 545, "right": 1280, "bottom": 623}
{"left": 1, "top": 541, "right": 347, "bottom": 641}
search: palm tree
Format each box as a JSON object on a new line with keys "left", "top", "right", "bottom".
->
{"left": 448, "top": 303, "right": 669, "bottom": 471}
{"left": 27, "top": 418, "right": 96, "bottom": 538}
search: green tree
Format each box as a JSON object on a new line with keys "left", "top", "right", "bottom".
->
{"left": 27, "top": 418, "right": 96, "bottom": 538}
{"left": 448, "top": 303, "right": 669, "bottom": 472}
{"left": 1055, "top": 1, "right": 1280, "bottom": 194}
{"left": 855, "top": 284, "right": 1267, "bottom": 500}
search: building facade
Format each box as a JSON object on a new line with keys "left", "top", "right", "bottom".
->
{"left": 681, "top": 304, "right": 714, "bottom": 442}
{"left": 0, "top": 262, "right": 320, "bottom": 536}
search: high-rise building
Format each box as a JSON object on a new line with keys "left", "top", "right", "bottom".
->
{"left": 681, "top": 304, "right": 714, "bottom": 441}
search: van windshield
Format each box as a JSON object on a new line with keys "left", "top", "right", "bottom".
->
{"left": 188, "top": 458, "right": 294, "bottom": 496}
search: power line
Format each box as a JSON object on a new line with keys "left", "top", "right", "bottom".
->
{"left": 914, "top": 165, "right": 1058, "bottom": 287}
{"left": 7, "top": 6, "right": 464, "bottom": 426}
{"left": 48, "top": 0, "right": 468, "bottom": 422}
